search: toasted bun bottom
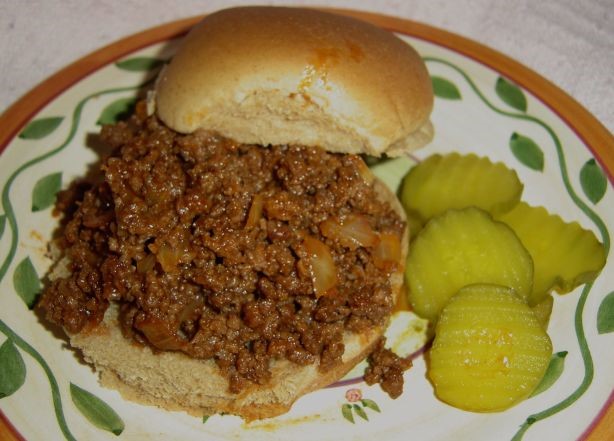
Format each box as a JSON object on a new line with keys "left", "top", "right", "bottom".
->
{"left": 64, "top": 172, "right": 408, "bottom": 420}
{"left": 70, "top": 305, "right": 383, "bottom": 421}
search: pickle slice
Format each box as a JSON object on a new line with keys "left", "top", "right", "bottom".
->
{"left": 400, "top": 153, "right": 523, "bottom": 226}
{"left": 429, "top": 284, "right": 553, "bottom": 412}
{"left": 531, "top": 294, "right": 554, "bottom": 330}
{"left": 497, "top": 202, "right": 606, "bottom": 305}
{"left": 405, "top": 207, "right": 425, "bottom": 239}
{"left": 406, "top": 207, "right": 533, "bottom": 322}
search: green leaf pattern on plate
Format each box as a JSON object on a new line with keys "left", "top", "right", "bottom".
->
{"left": 341, "top": 403, "right": 354, "bottom": 424}
{"left": 0, "top": 214, "right": 6, "bottom": 239}
{"left": 0, "top": 77, "right": 152, "bottom": 440}
{"left": 431, "top": 76, "right": 462, "bottom": 100}
{"left": 580, "top": 159, "right": 607, "bottom": 204}
{"left": 70, "top": 383, "right": 125, "bottom": 436}
{"left": 361, "top": 399, "right": 381, "bottom": 413}
{"left": 353, "top": 404, "right": 369, "bottom": 421}
{"left": 13, "top": 257, "right": 41, "bottom": 308}
{"left": 530, "top": 351, "right": 568, "bottom": 397}
{"left": 509, "top": 132, "right": 545, "bottom": 171}
{"left": 495, "top": 77, "right": 527, "bottom": 112}
{"left": 0, "top": 339, "right": 26, "bottom": 398}
{"left": 18, "top": 117, "right": 64, "bottom": 140}
{"left": 341, "top": 392, "right": 382, "bottom": 424}
{"left": 32, "top": 172, "right": 62, "bottom": 212}
{"left": 115, "top": 57, "right": 165, "bottom": 72}
{"left": 597, "top": 291, "right": 614, "bottom": 334}
{"left": 97, "top": 97, "right": 138, "bottom": 125}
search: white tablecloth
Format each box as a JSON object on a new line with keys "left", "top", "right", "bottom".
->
{"left": 1, "top": 0, "right": 612, "bottom": 133}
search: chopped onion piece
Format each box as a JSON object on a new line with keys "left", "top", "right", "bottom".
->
{"left": 177, "top": 299, "right": 203, "bottom": 325}
{"left": 302, "top": 236, "right": 338, "bottom": 298}
{"left": 136, "top": 253, "right": 156, "bottom": 274}
{"left": 138, "top": 317, "right": 185, "bottom": 351}
{"left": 320, "top": 214, "right": 379, "bottom": 249}
{"left": 246, "top": 193, "right": 264, "bottom": 227}
{"left": 373, "top": 233, "right": 402, "bottom": 270}
{"left": 156, "top": 244, "right": 180, "bottom": 273}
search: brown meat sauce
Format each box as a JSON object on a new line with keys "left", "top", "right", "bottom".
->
{"left": 39, "top": 102, "right": 410, "bottom": 395}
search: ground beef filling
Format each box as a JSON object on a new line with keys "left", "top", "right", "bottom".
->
{"left": 365, "top": 337, "right": 412, "bottom": 399}
{"left": 39, "top": 102, "right": 407, "bottom": 394}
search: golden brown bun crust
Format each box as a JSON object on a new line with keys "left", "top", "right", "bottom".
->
{"left": 70, "top": 306, "right": 384, "bottom": 421}
{"left": 154, "top": 6, "right": 434, "bottom": 156}
{"left": 66, "top": 168, "right": 409, "bottom": 421}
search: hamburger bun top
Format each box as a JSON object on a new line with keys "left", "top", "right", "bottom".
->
{"left": 153, "top": 6, "right": 434, "bottom": 156}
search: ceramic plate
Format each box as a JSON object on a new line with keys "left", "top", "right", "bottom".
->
{"left": 0, "top": 10, "right": 612, "bottom": 441}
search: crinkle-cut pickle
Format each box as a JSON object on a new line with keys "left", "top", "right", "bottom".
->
{"left": 531, "top": 294, "right": 554, "bottom": 330}
{"left": 406, "top": 207, "right": 533, "bottom": 323}
{"left": 429, "top": 284, "right": 553, "bottom": 412}
{"left": 400, "top": 152, "right": 523, "bottom": 228}
{"left": 497, "top": 201, "right": 606, "bottom": 305}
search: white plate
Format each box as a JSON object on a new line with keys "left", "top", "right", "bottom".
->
{"left": 0, "top": 11, "right": 612, "bottom": 441}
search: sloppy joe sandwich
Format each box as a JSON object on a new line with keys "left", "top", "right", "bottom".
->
{"left": 38, "top": 6, "right": 434, "bottom": 420}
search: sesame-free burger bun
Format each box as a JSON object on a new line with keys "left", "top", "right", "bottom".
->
{"left": 45, "top": 7, "right": 421, "bottom": 422}
{"left": 153, "top": 6, "right": 434, "bottom": 157}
